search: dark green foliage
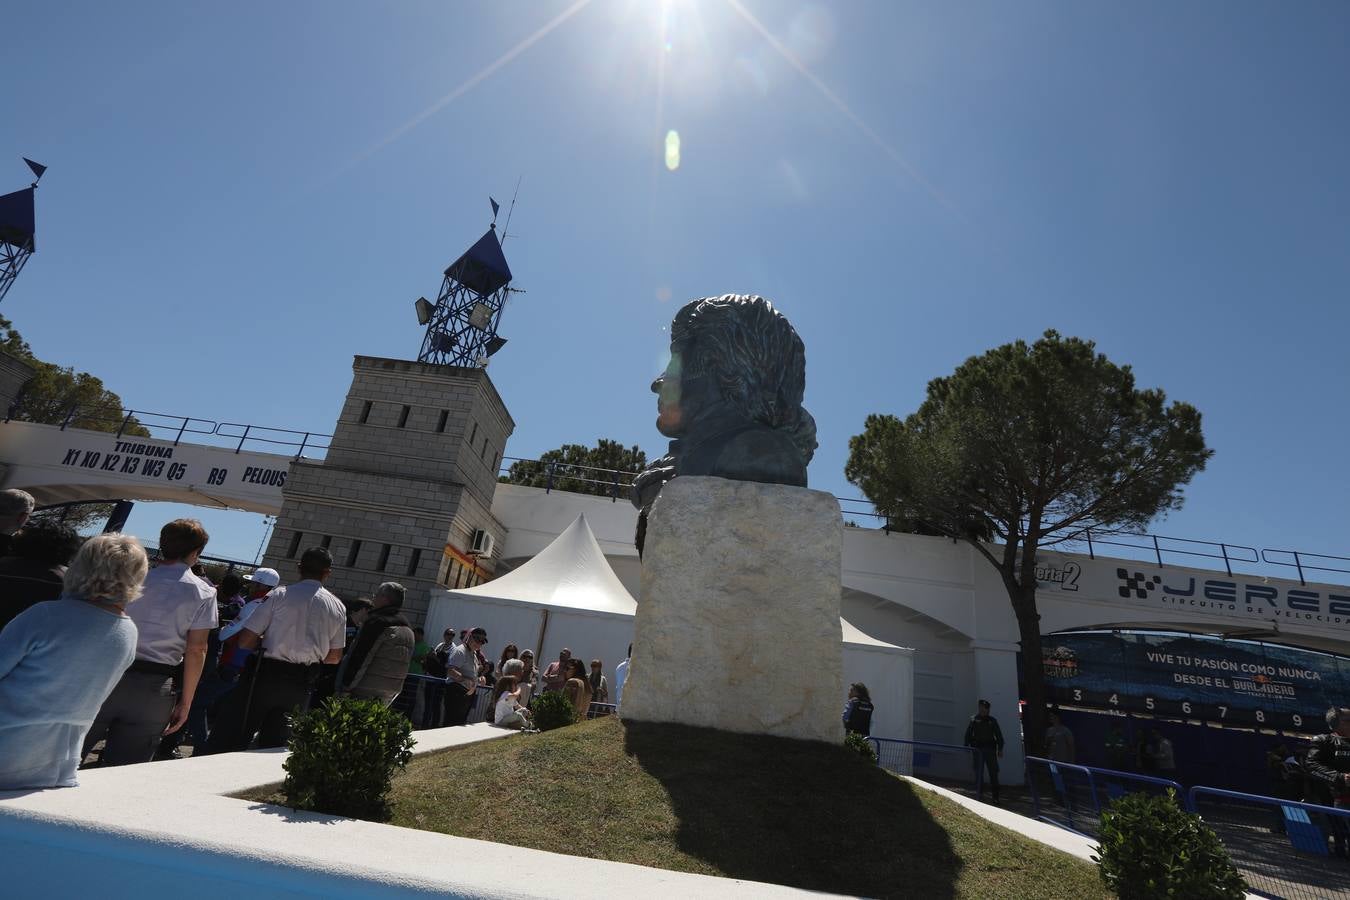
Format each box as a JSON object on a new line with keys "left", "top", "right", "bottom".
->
{"left": 845, "top": 330, "right": 1212, "bottom": 753}
{"left": 1, "top": 315, "right": 149, "bottom": 531}
{"left": 282, "top": 697, "right": 415, "bottom": 821}
{"left": 531, "top": 690, "right": 576, "bottom": 731}
{"left": 844, "top": 731, "right": 878, "bottom": 764}
{"left": 503, "top": 438, "right": 647, "bottom": 497}
{"left": 1094, "top": 790, "right": 1246, "bottom": 899}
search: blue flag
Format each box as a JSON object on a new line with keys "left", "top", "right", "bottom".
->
{"left": 490, "top": 197, "right": 500, "bottom": 218}
{"left": 22, "top": 158, "right": 46, "bottom": 181}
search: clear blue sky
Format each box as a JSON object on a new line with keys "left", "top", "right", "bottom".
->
{"left": 4, "top": 1, "right": 1348, "bottom": 566}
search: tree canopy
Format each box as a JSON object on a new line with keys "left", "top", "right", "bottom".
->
{"left": 845, "top": 329, "right": 1212, "bottom": 754}
{"left": 2, "top": 315, "right": 147, "bottom": 529}
{"left": 502, "top": 439, "right": 648, "bottom": 498}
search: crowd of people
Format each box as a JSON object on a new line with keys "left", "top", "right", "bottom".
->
{"left": 0, "top": 493, "right": 640, "bottom": 789}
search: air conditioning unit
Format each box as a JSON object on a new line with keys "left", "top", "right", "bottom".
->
{"left": 469, "top": 529, "right": 495, "bottom": 558}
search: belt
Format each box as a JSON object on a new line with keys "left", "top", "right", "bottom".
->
{"left": 260, "top": 657, "right": 320, "bottom": 675}
{"left": 130, "top": 659, "right": 181, "bottom": 678}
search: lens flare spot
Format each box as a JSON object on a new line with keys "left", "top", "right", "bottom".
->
{"left": 665, "top": 129, "right": 681, "bottom": 171}
{"left": 656, "top": 285, "right": 673, "bottom": 303}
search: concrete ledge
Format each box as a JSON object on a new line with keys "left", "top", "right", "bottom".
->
{"left": 0, "top": 724, "right": 840, "bottom": 899}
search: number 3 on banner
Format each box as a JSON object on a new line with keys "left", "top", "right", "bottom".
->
{"left": 1073, "top": 689, "right": 1082, "bottom": 702}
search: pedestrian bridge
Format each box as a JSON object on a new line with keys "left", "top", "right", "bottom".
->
{"left": 0, "top": 419, "right": 296, "bottom": 514}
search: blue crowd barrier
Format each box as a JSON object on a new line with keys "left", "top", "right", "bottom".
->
{"left": 1188, "top": 786, "right": 1350, "bottom": 900}
{"left": 867, "top": 736, "right": 985, "bottom": 796}
{"left": 1024, "top": 756, "right": 1184, "bottom": 837}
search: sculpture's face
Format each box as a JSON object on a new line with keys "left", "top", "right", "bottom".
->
{"left": 652, "top": 341, "right": 696, "bottom": 437}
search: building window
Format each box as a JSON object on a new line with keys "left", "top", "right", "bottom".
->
{"left": 452, "top": 561, "right": 465, "bottom": 589}
{"left": 376, "top": 543, "right": 391, "bottom": 572}
{"left": 436, "top": 410, "right": 449, "bottom": 433}
{"left": 492, "top": 452, "right": 500, "bottom": 473}
{"left": 406, "top": 548, "right": 421, "bottom": 577}
{"left": 320, "top": 535, "right": 332, "bottom": 550}
{"left": 287, "top": 531, "right": 303, "bottom": 558}
{"left": 398, "top": 405, "right": 411, "bottom": 428}
{"left": 469, "top": 422, "right": 478, "bottom": 445}
{"left": 359, "top": 400, "right": 372, "bottom": 424}
{"left": 346, "top": 540, "right": 362, "bottom": 568}
{"left": 480, "top": 441, "right": 488, "bottom": 461}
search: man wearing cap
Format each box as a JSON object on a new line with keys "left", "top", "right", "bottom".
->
{"left": 219, "top": 568, "right": 281, "bottom": 643}
{"left": 84, "top": 519, "right": 218, "bottom": 765}
{"left": 444, "top": 627, "right": 487, "bottom": 725}
{"left": 205, "top": 547, "right": 345, "bottom": 751}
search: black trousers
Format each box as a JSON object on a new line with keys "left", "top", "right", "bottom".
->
{"left": 443, "top": 683, "right": 474, "bottom": 726}
{"left": 205, "top": 658, "right": 315, "bottom": 753}
{"left": 974, "top": 745, "right": 1001, "bottom": 800}
{"left": 83, "top": 669, "right": 177, "bottom": 766}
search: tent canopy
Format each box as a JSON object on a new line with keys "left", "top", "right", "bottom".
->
{"left": 451, "top": 513, "right": 637, "bottom": 616}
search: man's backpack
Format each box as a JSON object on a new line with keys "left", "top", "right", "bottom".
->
{"left": 422, "top": 647, "right": 449, "bottom": 678}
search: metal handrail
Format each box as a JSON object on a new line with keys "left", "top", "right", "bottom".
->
{"left": 1261, "top": 548, "right": 1350, "bottom": 587}
{"left": 1188, "top": 785, "right": 1350, "bottom": 822}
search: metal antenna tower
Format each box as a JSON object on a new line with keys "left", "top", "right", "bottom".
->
{"left": 0, "top": 158, "right": 46, "bottom": 305}
{"left": 413, "top": 200, "right": 517, "bottom": 367}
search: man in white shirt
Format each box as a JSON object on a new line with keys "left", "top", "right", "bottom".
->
{"left": 84, "top": 519, "right": 217, "bottom": 765}
{"left": 614, "top": 644, "right": 631, "bottom": 708}
{"left": 205, "top": 547, "right": 345, "bottom": 752}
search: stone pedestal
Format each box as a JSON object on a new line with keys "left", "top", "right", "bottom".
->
{"left": 621, "top": 477, "right": 844, "bottom": 743}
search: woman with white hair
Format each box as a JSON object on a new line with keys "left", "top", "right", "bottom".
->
{"left": 0, "top": 534, "right": 145, "bottom": 789}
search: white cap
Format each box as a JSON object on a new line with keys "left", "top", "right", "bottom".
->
{"left": 244, "top": 567, "right": 280, "bottom": 587}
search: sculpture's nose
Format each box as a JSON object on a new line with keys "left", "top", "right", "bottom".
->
{"left": 651, "top": 375, "right": 664, "bottom": 394}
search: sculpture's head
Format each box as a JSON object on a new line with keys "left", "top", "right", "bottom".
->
{"left": 652, "top": 294, "right": 816, "bottom": 461}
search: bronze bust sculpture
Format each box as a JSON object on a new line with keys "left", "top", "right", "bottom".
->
{"left": 631, "top": 294, "right": 817, "bottom": 552}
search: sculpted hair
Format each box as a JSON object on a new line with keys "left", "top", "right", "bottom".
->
{"left": 159, "top": 518, "right": 209, "bottom": 560}
{"left": 671, "top": 294, "right": 818, "bottom": 462}
{"left": 64, "top": 533, "right": 148, "bottom": 604}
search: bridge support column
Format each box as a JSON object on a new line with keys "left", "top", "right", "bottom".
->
{"left": 970, "top": 638, "right": 1025, "bottom": 785}
{"left": 102, "top": 501, "right": 134, "bottom": 534}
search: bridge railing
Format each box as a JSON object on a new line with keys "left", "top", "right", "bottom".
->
{"left": 5, "top": 403, "right": 332, "bottom": 459}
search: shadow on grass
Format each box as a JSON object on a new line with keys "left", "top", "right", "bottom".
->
{"left": 623, "top": 720, "right": 961, "bottom": 899}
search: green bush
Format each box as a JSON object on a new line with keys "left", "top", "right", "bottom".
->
{"left": 845, "top": 732, "right": 878, "bottom": 764}
{"left": 1093, "top": 789, "right": 1246, "bottom": 899}
{"left": 283, "top": 697, "right": 415, "bottom": 821}
{"left": 532, "top": 690, "right": 576, "bottom": 731}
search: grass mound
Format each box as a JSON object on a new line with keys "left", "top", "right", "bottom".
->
{"left": 348, "top": 717, "right": 1103, "bottom": 898}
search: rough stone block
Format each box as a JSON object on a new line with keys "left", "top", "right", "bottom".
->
{"left": 621, "top": 476, "right": 844, "bottom": 743}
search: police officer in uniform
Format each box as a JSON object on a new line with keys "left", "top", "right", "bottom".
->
{"left": 963, "top": 699, "right": 1005, "bottom": 804}
{"left": 1304, "top": 706, "right": 1350, "bottom": 857}
{"left": 205, "top": 547, "right": 345, "bottom": 752}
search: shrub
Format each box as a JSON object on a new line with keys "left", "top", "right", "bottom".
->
{"left": 283, "top": 697, "right": 415, "bottom": 821}
{"left": 1093, "top": 789, "right": 1246, "bottom": 899}
{"left": 845, "top": 732, "right": 878, "bottom": 764}
{"left": 532, "top": 690, "right": 576, "bottom": 731}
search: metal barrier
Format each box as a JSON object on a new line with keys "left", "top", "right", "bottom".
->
{"left": 867, "top": 737, "right": 985, "bottom": 796}
{"left": 399, "top": 675, "right": 612, "bottom": 727}
{"left": 1024, "top": 756, "right": 1183, "bottom": 838}
{"left": 1189, "top": 786, "right": 1350, "bottom": 900}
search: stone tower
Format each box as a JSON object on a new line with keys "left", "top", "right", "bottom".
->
{"left": 261, "top": 355, "right": 513, "bottom": 626}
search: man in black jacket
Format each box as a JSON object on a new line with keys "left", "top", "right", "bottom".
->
{"left": 1304, "top": 706, "right": 1350, "bottom": 856}
{"left": 964, "top": 699, "right": 1005, "bottom": 804}
{"left": 0, "top": 518, "right": 79, "bottom": 633}
{"left": 338, "top": 581, "right": 414, "bottom": 705}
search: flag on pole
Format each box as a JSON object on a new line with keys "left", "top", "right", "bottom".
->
{"left": 490, "top": 197, "right": 500, "bottom": 218}
{"left": 22, "top": 158, "right": 46, "bottom": 181}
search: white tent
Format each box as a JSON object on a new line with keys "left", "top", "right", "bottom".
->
{"left": 428, "top": 514, "right": 915, "bottom": 734}
{"left": 426, "top": 514, "right": 638, "bottom": 686}
{"left": 841, "top": 617, "right": 914, "bottom": 741}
